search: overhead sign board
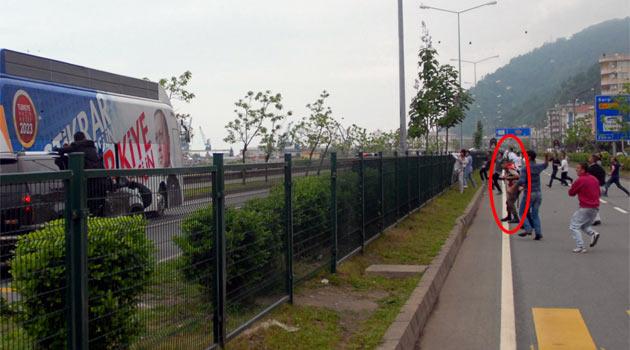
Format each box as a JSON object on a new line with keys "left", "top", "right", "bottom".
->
{"left": 595, "top": 95, "right": 629, "bottom": 142}
{"left": 495, "top": 128, "right": 531, "bottom": 137}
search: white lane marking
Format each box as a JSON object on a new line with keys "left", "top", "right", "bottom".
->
{"left": 158, "top": 252, "right": 182, "bottom": 263}
{"left": 500, "top": 182, "right": 517, "bottom": 350}
{"left": 614, "top": 207, "right": 628, "bottom": 214}
{"left": 599, "top": 199, "right": 607, "bottom": 204}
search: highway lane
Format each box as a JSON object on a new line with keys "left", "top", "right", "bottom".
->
{"left": 418, "top": 170, "right": 629, "bottom": 349}
{"left": 512, "top": 169, "right": 630, "bottom": 349}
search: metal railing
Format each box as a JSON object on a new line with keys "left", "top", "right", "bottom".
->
{"left": 0, "top": 151, "right": 459, "bottom": 349}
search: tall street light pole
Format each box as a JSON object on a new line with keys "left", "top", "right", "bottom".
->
{"left": 419, "top": 1, "right": 497, "bottom": 149}
{"left": 397, "top": 0, "right": 407, "bottom": 152}
{"left": 450, "top": 55, "right": 499, "bottom": 86}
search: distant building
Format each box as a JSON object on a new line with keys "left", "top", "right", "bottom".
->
{"left": 545, "top": 102, "right": 595, "bottom": 143}
{"left": 599, "top": 53, "right": 630, "bottom": 95}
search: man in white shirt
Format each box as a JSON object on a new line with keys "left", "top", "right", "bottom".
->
{"left": 560, "top": 152, "right": 573, "bottom": 186}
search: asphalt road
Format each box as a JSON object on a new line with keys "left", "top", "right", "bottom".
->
{"left": 418, "top": 169, "right": 629, "bottom": 349}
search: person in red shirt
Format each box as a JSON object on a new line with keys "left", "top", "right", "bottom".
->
{"left": 567, "top": 162, "right": 601, "bottom": 253}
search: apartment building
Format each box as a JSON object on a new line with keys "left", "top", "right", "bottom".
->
{"left": 600, "top": 53, "right": 630, "bottom": 95}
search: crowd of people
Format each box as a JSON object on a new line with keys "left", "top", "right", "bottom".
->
{"left": 473, "top": 148, "right": 629, "bottom": 253}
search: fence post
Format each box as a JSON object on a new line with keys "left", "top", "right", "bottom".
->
{"left": 212, "top": 153, "right": 226, "bottom": 348}
{"left": 330, "top": 152, "right": 338, "bottom": 273}
{"left": 394, "top": 151, "right": 399, "bottom": 218}
{"left": 284, "top": 154, "right": 294, "bottom": 304}
{"left": 405, "top": 150, "right": 410, "bottom": 213}
{"left": 378, "top": 152, "right": 385, "bottom": 232}
{"left": 416, "top": 151, "right": 421, "bottom": 207}
{"left": 359, "top": 152, "right": 366, "bottom": 252}
{"left": 66, "top": 153, "right": 88, "bottom": 350}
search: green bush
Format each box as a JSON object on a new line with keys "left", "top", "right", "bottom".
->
{"left": 10, "top": 215, "right": 154, "bottom": 349}
{"left": 569, "top": 152, "right": 630, "bottom": 170}
{"left": 175, "top": 192, "right": 285, "bottom": 301}
{"left": 175, "top": 175, "right": 336, "bottom": 299}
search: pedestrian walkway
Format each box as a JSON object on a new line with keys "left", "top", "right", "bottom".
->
{"left": 416, "top": 171, "right": 630, "bottom": 349}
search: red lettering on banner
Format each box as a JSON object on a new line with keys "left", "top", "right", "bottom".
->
{"left": 103, "top": 150, "right": 116, "bottom": 169}
{"left": 139, "top": 113, "right": 151, "bottom": 153}
{"left": 117, "top": 137, "right": 132, "bottom": 169}
{"left": 127, "top": 130, "right": 136, "bottom": 167}
{"left": 145, "top": 150, "right": 155, "bottom": 169}
{"left": 130, "top": 119, "right": 142, "bottom": 160}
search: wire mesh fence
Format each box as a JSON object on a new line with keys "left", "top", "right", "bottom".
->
{"left": 0, "top": 151, "right": 458, "bottom": 349}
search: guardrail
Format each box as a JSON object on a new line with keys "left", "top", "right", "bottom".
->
{"left": 0, "top": 151, "right": 458, "bottom": 349}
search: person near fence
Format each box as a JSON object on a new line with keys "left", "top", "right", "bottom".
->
{"left": 465, "top": 150, "right": 476, "bottom": 188}
{"left": 559, "top": 152, "right": 573, "bottom": 186}
{"left": 567, "top": 162, "right": 601, "bottom": 253}
{"left": 492, "top": 151, "right": 504, "bottom": 195}
{"left": 500, "top": 159, "right": 520, "bottom": 223}
{"left": 586, "top": 154, "right": 606, "bottom": 226}
{"left": 479, "top": 154, "right": 489, "bottom": 182}
{"left": 603, "top": 157, "right": 630, "bottom": 197}
{"left": 454, "top": 150, "right": 468, "bottom": 194}
{"left": 518, "top": 151, "right": 549, "bottom": 240}
{"left": 56, "top": 131, "right": 107, "bottom": 215}
{"left": 547, "top": 153, "right": 563, "bottom": 187}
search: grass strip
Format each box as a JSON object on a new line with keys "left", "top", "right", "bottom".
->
{"left": 230, "top": 175, "right": 482, "bottom": 350}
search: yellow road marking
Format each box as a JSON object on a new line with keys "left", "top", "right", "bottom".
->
{"left": 533, "top": 308, "right": 596, "bottom": 350}
{"left": 627, "top": 310, "right": 630, "bottom": 316}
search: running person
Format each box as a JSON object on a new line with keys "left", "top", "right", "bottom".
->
{"left": 568, "top": 162, "right": 601, "bottom": 253}
{"left": 603, "top": 157, "right": 630, "bottom": 197}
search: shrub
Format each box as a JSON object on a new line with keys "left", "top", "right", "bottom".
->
{"left": 175, "top": 195, "right": 284, "bottom": 301}
{"left": 175, "top": 175, "right": 335, "bottom": 299}
{"left": 569, "top": 152, "right": 630, "bottom": 170}
{"left": 10, "top": 215, "right": 154, "bottom": 349}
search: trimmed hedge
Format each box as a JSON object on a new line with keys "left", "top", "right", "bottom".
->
{"left": 175, "top": 172, "right": 371, "bottom": 300}
{"left": 10, "top": 215, "right": 154, "bottom": 349}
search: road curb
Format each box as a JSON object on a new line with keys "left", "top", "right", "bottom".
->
{"left": 377, "top": 186, "right": 486, "bottom": 350}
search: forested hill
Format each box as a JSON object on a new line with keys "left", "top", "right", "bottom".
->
{"left": 463, "top": 17, "right": 630, "bottom": 133}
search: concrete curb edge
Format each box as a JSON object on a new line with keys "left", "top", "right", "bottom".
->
{"left": 377, "top": 186, "right": 486, "bottom": 350}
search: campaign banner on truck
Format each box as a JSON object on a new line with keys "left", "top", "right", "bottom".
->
{"left": 0, "top": 78, "right": 180, "bottom": 168}
{"left": 595, "top": 95, "right": 630, "bottom": 141}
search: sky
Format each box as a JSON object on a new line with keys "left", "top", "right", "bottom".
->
{"left": 2, "top": 0, "right": 628, "bottom": 150}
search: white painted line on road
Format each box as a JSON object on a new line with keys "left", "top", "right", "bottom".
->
{"left": 500, "top": 183, "right": 517, "bottom": 350}
{"left": 614, "top": 207, "right": 628, "bottom": 214}
{"left": 158, "top": 253, "right": 182, "bottom": 263}
{"left": 599, "top": 199, "right": 607, "bottom": 204}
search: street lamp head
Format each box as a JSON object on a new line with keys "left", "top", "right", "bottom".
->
{"left": 486, "top": 1, "right": 498, "bottom": 5}
{"left": 419, "top": 4, "right": 430, "bottom": 9}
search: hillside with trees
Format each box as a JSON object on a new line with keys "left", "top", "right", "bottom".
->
{"left": 463, "top": 17, "right": 630, "bottom": 133}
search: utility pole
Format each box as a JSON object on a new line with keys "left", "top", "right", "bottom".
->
{"left": 397, "top": 0, "right": 407, "bottom": 152}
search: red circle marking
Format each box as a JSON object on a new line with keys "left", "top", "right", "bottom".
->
{"left": 487, "top": 134, "right": 532, "bottom": 235}
{"left": 12, "top": 90, "right": 38, "bottom": 148}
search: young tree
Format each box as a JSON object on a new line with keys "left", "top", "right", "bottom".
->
{"left": 436, "top": 65, "right": 473, "bottom": 151}
{"left": 160, "top": 71, "right": 196, "bottom": 146}
{"left": 293, "top": 91, "right": 338, "bottom": 170}
{"left": 566, "top": 117, "right": 594, "bottom": 152}
{"left": 224, "top": 90, "right": 290, "bottom": 163}
{"left": 408, "top": 22, "right": 443, "bottom": 151}
{"left": 473, "top": 120, "right": 484, "bottom": 150}
{"left": 259, "top": 108, "right": 292, "bottom": 163}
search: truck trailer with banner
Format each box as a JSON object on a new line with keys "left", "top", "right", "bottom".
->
{"left": 0, "top": 49, "right": 183, "bottom": 227}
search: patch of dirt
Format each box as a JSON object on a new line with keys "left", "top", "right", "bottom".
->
{"left": 295, "top": 286, "right": 386, "bottom": 313}
{"left": 296, "top": 285, "right": 389, "bottom": 349}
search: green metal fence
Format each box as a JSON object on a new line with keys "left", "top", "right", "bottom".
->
{"left": 0, "top": 151, "right": 457, "bottom": 349}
